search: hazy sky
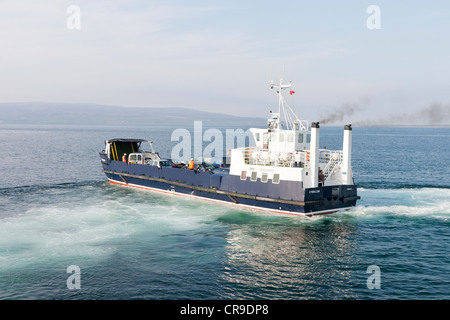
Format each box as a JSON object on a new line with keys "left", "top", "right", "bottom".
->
{"left": 1, "top": 0, "right": 449, "bottom": 124}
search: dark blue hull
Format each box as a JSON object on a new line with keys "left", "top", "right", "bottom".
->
{"left": 100, "top": 153, "right": 359, "bottom": 216}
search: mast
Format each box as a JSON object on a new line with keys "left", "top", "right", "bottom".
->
{"left": 270, "top": 78, "right": 306, "bottom": 131}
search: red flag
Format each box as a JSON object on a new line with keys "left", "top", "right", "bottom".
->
{"left": 290, "top": 90, "right": 295, "bottom": 95}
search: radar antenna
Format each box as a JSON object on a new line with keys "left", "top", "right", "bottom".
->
{"left": 270, "top": 78, "right": 306, "bottom": 131}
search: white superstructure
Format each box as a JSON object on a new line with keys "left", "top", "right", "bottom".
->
{"left": 229, "top": 79, "right": 354, "bottom": 189}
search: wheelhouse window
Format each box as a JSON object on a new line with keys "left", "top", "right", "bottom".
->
{"left": 298, "top": 133, "right": 303, "bottom": 143}
{"left": 160, "top": 160, "right": 171, "bottom": 167}
{"left": 288, "top": 133, "right": 294, "bottom": 142}
{"left": 306, "top": 134, "right": 311, "bottom": 143}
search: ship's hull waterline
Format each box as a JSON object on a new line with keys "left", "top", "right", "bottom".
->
{"left": 101, "top": 158, "right": 359, "bottom": 217}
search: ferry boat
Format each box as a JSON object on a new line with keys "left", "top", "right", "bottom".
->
{"left": 99, "top": 79, "right": 360, "bottom": 217}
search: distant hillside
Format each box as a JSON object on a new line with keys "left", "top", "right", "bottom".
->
{"left": 0, "top": 102, "right": 265, "bottom": 127}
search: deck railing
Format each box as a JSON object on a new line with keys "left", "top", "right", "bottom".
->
{"left": 237, "top": 147, "right": 343, "bottom": 171}
{"left": 319, "top": 150, "right": 343, "bottom": 181}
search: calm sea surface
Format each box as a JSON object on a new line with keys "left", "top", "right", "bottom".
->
{"left": 0, "top": 124, "right": 449, "bottom": 300}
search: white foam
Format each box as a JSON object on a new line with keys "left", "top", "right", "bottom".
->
{"left": 2, "top": 185, "right": 448, "bottom": 272}
{"left": 0, "top": 203, "right": 115, "bottom": 271}
{"left": 347, "top": 188, "right": 450, "bottom": 220}
{"left": 0, "top": 189, "right": 228, "bottom": 272}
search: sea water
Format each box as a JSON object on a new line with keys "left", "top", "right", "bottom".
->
{"left": 0, "top": 124, "right": 449, "bottom": 300}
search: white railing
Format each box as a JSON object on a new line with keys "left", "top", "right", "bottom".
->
{"left": 319, "top": 149, "right": 343, "bottom": 163}
{"left": 239, "top": 148, "right": 309, "bottom": 168}
{"left": 319, "top": 150, "right": 343, "bottom": 181}
{"left": 237, "top": 148, "right": 343, "bottom": 173}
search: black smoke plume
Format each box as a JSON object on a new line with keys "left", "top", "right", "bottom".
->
{"left": 355, "top": 102, "right": 450, "bottom": 126}
{"left": 319, "top": 103, "right": 361, "bottom": 124}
